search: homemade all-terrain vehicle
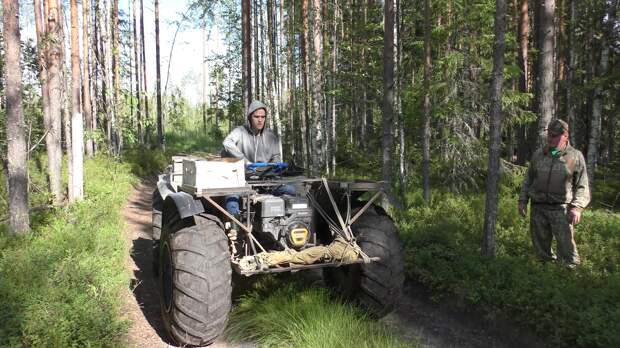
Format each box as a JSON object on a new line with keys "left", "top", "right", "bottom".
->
{"left": 152, "top": 155, "right": 404, "bottom": 346}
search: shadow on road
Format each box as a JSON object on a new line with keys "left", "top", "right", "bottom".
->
{"left": 130, "top": 236, "right": 176, "bottom": 346}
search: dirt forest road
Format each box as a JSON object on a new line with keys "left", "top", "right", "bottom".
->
{"left": 121, "top": 180, "right": 545, "bottom": 348}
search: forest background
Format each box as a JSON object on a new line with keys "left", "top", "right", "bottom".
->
{"left": 0, "top": 0, "right": 619, "bottom": 347}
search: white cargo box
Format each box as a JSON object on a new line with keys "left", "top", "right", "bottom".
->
{"left": 182, "top": 157, "right": 246, "bottom": 191}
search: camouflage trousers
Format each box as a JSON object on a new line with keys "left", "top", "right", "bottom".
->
{"left": 530, "top": 204, "right": 580, "bottom": 266}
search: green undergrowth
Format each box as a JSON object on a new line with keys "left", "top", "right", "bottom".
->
{"left": 396, "top": 183, "right": 620, "bottom": 347}
{"left": 226, "top": 277, "right": 411, "bottom": 348}
{"left": 0, "top": 155, "right": 137, "bottom": 347}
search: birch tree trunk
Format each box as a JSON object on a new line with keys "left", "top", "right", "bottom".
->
{"left": 3, "top": 0, "right": 30, "bottom": 234}
{"left": 59, "top": 3, "right": 73, "bottom": 199}
{"left": 483, "top": 0, "right": 507, "bottom": 258}
{"left": 70, "top": 0, "right": 84, "bottom": 201}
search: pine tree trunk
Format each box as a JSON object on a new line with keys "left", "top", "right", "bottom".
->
{"left": 34, "top": 0, "right": 56, "bottom": 190}
{"left": 98, "top": 0, "right": 110, "bottom": 146}
{"left": 535, "top": 0, "right": 555, "bottom": 149}
{"left": 422, "top": 0, "right": 432, "bottom": 203}
{"left": 242, "top": 0, "right": 252, "bottom": 109}
{"left": 253, "top": 0, "right": 261, "bottom": 101}
{"left": 483, "top": 0, "right": 507, "bottom": 258}
{"left": 3, "top": 0, "right": 30, "bottom": 234}
{"left": 202, "top": 21, "right": 208, "bottom": 132}
{"left": 516, "top": 0, "right": 530, "bottom": 164}
{"left": 83, "top": 0, "right": 94, "bottom": 157}
{"left": 132, "top": 0, "right": 143, "bottom": 144}
{"left": 382, "top": 0, "right": 395, "bottom": 190}
{"left": 301, "top": 0, "right": 310, "bottom": 169}
{"left": 70, "top": 0, "right": 83, "bottom": 201}
{"left": 140, "top": 0, "right": 150, "bottom": 144}
{"left": 92, "top": 0, "right": 99, "bottom": 154}
{"left": 566, "top": 0, "right": 576, "bottom": 145}
{"left": 586, "top": 0, "right": 617, "bottom": 187}
{"left": 111, "top": 0, "right": 120, "bottom": 154}
{"left": 45, "top": 0, "right": 65, "bottom": 204}
{"left": 311, "top": 0, "right": 325, "bottom": 173}
{"left": 155, "top": 0, "right": 164, "bottom": 148}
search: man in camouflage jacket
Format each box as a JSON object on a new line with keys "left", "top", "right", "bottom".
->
{"left": 518, "top": 119, "right": 590, "bottom": 267}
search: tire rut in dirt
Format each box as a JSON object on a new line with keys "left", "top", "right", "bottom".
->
{"left": 324, "top": 206, "right": 405, "bottom": 317}
{"left": 160, "top": 212, "right": 232, "bottom": 347}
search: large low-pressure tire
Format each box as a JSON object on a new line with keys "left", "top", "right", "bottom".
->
{"left": 159, "top": 210, "right": 232, "bottom": 347}
{"left": 152, "top": 190, "right": 163, "bottom": 275}
{"left": 323, "top": 205, "right": 404, "bottom": 317}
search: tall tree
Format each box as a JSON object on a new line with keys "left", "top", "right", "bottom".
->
{"left": 3, "top": 0, "right": 30, "bottom": 234}
{"left": 242, "top": 0, "right": 252, "bottom": 109}
{"left": 586, "top": 0, "right": 617, "bottom": 187}
{"left": 482, "top": 0, "right": 508, "bottom": 258}
{"left": 132, "top": 0, "right": 143, "bottom": 144}
{"left": 111, "top": 0, "right": 120, "bottom": 154}
{"left": 83, "top": 0, "right": 94, "bottom": 157}
{"left": 45, "top": 0, "right": 65, "bottom": 204}
{"left": 421, "top": 0, "right": 432, "bottom": 203}
{"left": 382, "top": 0, "right": 395, "bottom": 190}
{"left": 253, "top": 0, "right": 261, "bottom": 100}
{"left": 155, "top": 0, "right": 164, "bottom": 148}
{"left": 516, "top": 0, "right": 530, "bottom": 163}
{"left": 70, "top": 0, "right": 84, "bottom": 201}
{"left": 33, "top": 0, "right": 56, "bottom": 197}
{"left": 300, "top": 0, "right": 310, "bottom": 168}
{"left": 535, "top": 0, "right": 555, "bottom": 148}
{"left": 140, "top": 0, "right": 149, "bottom": 143}
{"left": 311, "top": 0, "right": 325, "bottom": 172}
{"left": 565, "top": 0, "right": 576, "bottom": 145}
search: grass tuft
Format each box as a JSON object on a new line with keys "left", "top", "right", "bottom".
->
{"left": 226, "top": 277, "right": 411, "bottom": 348}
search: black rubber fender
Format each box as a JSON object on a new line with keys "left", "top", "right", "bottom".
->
{"left": 164, "top": 192, "right": 205, "bottom": 220}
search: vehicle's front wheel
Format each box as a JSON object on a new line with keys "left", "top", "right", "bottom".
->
{"left": 159, "top": 211, "right": 232, "bottom": 346}
{"left": 323, "top": 206, "right": 404, "bottom": 317}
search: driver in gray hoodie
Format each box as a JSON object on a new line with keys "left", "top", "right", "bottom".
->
{"left": 222, "top": 100, "right": 281, "bottom": 163}
{"left": 222, "top": 100, "right": 293, "bottom": 216}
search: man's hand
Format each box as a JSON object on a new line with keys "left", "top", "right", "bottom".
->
{"left": 518, "top": 201, "right": 527, "bottom": 217}
{"left": 568, "top": 209, "right": 582, "bottom": 225}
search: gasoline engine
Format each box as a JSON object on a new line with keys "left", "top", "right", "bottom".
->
{"left": 252, "top": 194, "right": 315, "bottom": 250}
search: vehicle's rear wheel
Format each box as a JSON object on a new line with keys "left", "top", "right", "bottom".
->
{"left": 323, "top": 206, "right": 404, "bottom": 317}
{"left": 159, "top": 210, "right": 232, "bottom": 346}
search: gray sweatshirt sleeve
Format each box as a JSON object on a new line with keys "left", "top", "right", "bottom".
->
{"left": 269, "top": 136, "right": 282, "bottom": 162}
{"left": 222, "top": 127, "right": 249, "bottom": 161}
